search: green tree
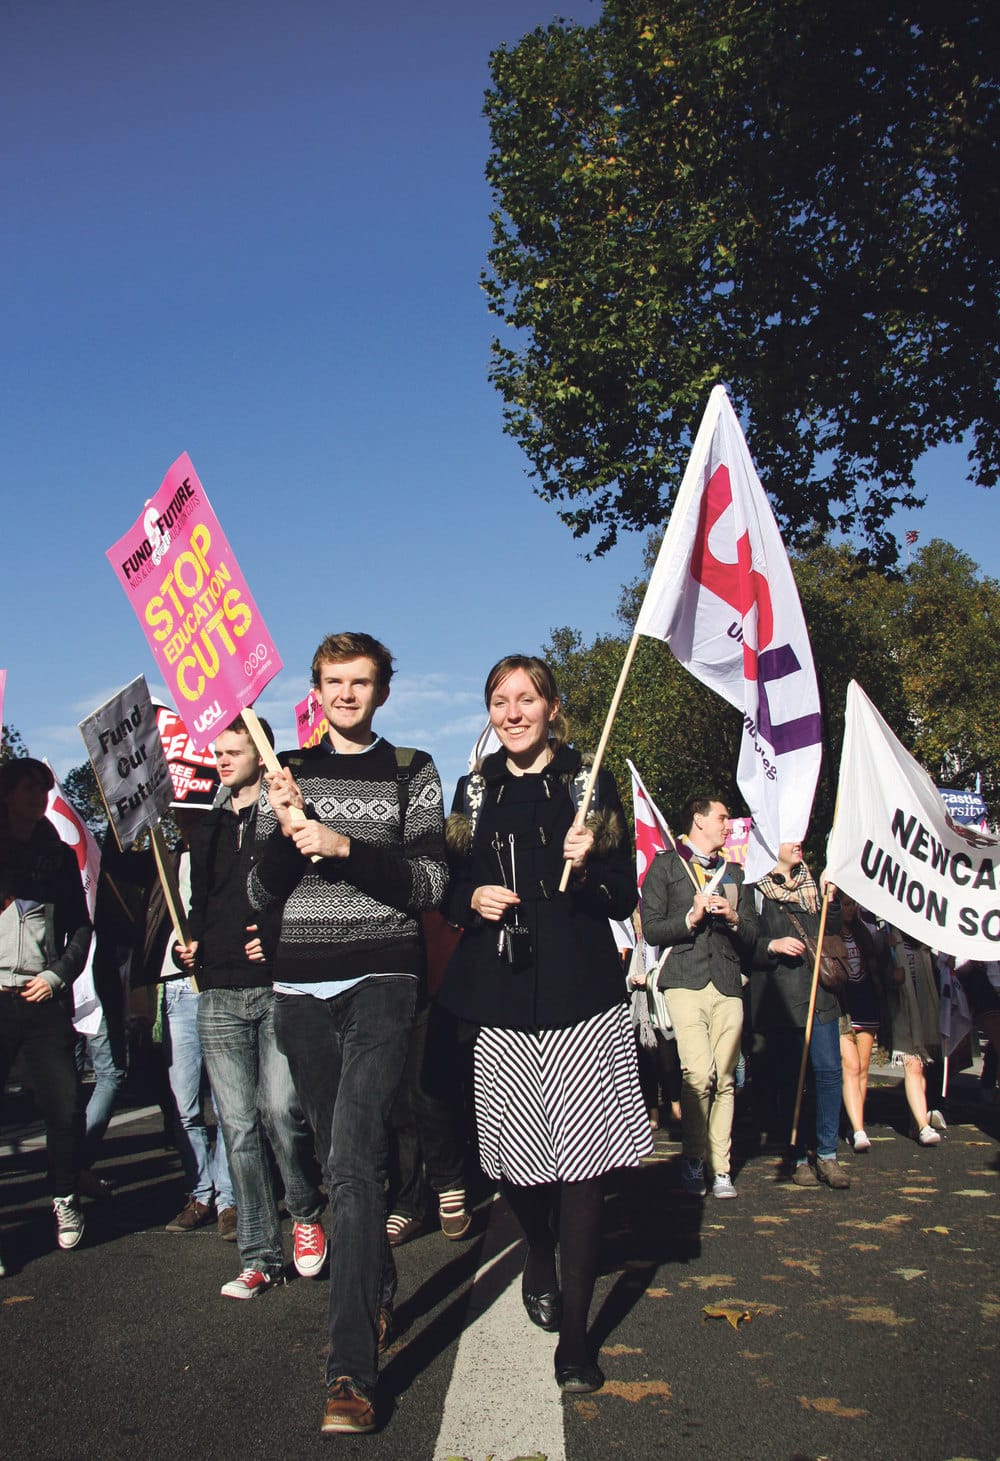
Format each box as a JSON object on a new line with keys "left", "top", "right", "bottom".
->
{"left": 62, "top": 759, "right": 109, "bottom": 840}
{"left": 484, "top": 1, "right": 999, "bottom": 564}
{"left": 0, "top": 723, "right": 29, "bottom": 763}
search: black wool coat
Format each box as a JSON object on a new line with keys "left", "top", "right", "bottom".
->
{"left": 437, "top": 745, "right": 637, "bottom": 1031}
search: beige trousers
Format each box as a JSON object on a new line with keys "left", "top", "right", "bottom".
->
{"left": 664, "top": 984, "right": 744, "bottom": 1176}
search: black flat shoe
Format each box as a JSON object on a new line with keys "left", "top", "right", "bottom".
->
{"left": 522, "top": 1289, "right": 561, "bottom": 1332}
{"left": 555, "top": 1362, "right": 605, "bottom": 1394}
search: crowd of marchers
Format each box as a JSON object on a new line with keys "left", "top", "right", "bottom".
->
{"left": 2, "top": 633, "right": 998, "bottom": 1437}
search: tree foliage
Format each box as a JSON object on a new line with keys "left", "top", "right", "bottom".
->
{"left": 485, "top": 0, "right": 999, "bottom": 564}
{"left": 546, "top": 538, "right": 1000, "bottom": 866}
{"left": 62, "top": 759, "right": 109, "bottom": 839}
{"left": 0, "top": 723, "right": 29, "bottom": 763}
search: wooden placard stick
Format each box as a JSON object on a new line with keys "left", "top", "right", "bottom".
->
{"left": 558, "top": 631, "right": 641, "bottom": 893}
{"left": 789, "top": 882, "right": 832, "bottom": 1150}
{"left": 241, "top": 705, "right": 319, "bottom": 860}
{"left": 150, "top": 818, "right": 195, "bottom": 990}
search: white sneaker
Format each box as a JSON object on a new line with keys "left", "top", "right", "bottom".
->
{"left": 220, "top": 1267, "right": 285, "bottom": 1300}
{"left": 917, "top": 1125, "right": 941, "bottom": 1146}
{"left": 712, "top": 1173, "right": 738, "bottom": 1200}
{"left": 852, "top": 1130, "right": 871, "bottom": 1153}
{"left": 928, "top": 1109, "right": 947, "bottom": 1132}
{"left": 53, "top": 1196, "right": 85, "bottom": 1250}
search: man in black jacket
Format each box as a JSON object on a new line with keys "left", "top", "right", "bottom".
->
{"left": 641, "top": 796, "right": 757, "bottom": 1200}
{"left": 175, "top": 715, "right": 324, "bottom": 1300}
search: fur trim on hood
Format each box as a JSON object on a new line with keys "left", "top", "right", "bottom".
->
{"left": 445, "top": 805, "right": 623, "bottom": 861}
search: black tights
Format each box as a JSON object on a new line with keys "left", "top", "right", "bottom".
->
{"left": 501, "top": 1176, "right": 603, "bottom": 1368}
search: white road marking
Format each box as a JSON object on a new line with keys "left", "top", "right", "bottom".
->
{"left": 433, "top": 1197, "right": 566, "bottom": 1461}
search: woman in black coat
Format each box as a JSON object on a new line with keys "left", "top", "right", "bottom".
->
{"left": 438, "top": 655, "right": 650, "bottom": 1393}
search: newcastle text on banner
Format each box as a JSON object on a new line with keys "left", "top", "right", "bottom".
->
{"left": 826, "top": 681, "right": 1000, "bottom": 962}
{"left": 634, "top": 385, "right": 822, "bottom": 882}
{"left": 106, "top": 453, "right": 283, "bottom": 751}
{"left": 79, "top": 676, "right": 174, "bottom": 849}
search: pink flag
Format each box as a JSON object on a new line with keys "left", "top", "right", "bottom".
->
{"left": 634, "top": 386, "right": 821, "bottom": 882}
{"left": 107, "top": 453, "right": 283, "bottom": 751}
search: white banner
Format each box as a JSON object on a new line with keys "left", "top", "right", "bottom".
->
{"left": 79, "top": 676, "right": 174, "bottom": 849}
{"left": 635, "top": 385, "right": 822, "bottom": 882}
{"left": 826, "top": 681, "right": 1000, "bottom": 961}
{"left": 44, "top": 769, "right": 103, "bottom": 1036}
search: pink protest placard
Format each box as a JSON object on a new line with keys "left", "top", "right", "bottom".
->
{"left": 106, "top": 453, "right": 283, "bottom": 751}
{"left": 294, "top": 688, "right": 329, "bottom": 749}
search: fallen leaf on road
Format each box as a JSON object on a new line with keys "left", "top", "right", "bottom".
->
{"left": 572, "top": 1400, "right": 599, "bottom": 1420}
{"left": 703, "top": 1303, "right": 752, "bottom": 1329}
{"left": 782, "top": 1258, "right": 821, "bottom": 1277}
{"left": 683, "top": 1274, "right": 736, "bottom": 1289}
{"left": 753, "top": 1214, "right": 788, "bottom": 1224}
{"left": 892, "top": 1269, "right": 926, "bottom": 1281}
{"left": 799, "top": 1396, "right": 869, "bottom": 1418}
{"left": 844, "top": 1304, "right": 913, "bottom": 1327}
{"left": 602, "top": 1379, "right": 672, "bottom": 1408}
{"left": 601, "top": 1344, "right": 641, "bottom": 1355}
{"left": 922, "top": 1226, "right": 950, "bottom": 1235}
{"left": 849, "top": 1243, "right": 879, "bottom": 1252}
{"left": 645, "top": 1287, "right": 672, "bottom": 1299}
{"left": 2, "top": 1295, "right": 34, "bottom": 1305}
{"left": 953, "top": 1189, "right": 992, "bottom": 1198}
{"left": 838, "top": 1214, "right": 911, "bottom": 1231}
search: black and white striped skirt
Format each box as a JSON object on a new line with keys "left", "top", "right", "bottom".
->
{"left": 473, "top": 1002, "right": 653, "bottom": 1185}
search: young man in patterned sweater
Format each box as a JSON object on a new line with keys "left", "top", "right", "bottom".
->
{"left": 248, "top": 631, "right": 448, "bottom": 1436}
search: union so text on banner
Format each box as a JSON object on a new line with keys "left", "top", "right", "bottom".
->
{"left": 107, "top": 453, "right": 283, "bottom": 750}
{"left": 826, "top": 681, "right": 1000, "bottom": 962}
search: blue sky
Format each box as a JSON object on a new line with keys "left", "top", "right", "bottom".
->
{"left": 2, "top": 0, "right": 996, "bottom": 801}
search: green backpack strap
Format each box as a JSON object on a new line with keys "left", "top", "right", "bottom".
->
{"left": 394, "top": 746, "right": 417, "bottom": 830}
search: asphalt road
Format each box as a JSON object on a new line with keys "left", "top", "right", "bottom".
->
{"left": 1, "top": 1075, "right": 997, "bottom": 1461}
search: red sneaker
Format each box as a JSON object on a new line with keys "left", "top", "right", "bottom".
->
{"left": 220, "top": 1268, "right": 285, "bottom": 1300}
{"left": 293, "top": 1220, "right": 328, "bottom": 1278}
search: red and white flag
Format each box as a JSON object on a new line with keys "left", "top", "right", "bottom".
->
{"left": 45, "top": 766, "right": 103, "bottom": 1036}
{"left": 627, "top": 758, "right": 669, "bottom": 889}
{"left": 634, "top": 386, "right": 822, "bottom": 882}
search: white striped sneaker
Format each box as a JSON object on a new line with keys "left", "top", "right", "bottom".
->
{"left": 53, "top": 1196, "right": 85, "bottom": 1250}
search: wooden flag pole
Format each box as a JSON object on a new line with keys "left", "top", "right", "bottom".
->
{"left": 558, "top": 631, "right": 642, "bottom": 892}
{"left": 789, "top": 882, "right": 832, "bottom": 1150}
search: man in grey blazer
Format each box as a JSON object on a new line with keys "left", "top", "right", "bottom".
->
{"left": 640, "top": 797, "right": 757, "bottom": 1199}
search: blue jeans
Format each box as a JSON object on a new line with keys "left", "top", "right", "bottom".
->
{"left": 767, "top": 1017, "right": 843, "bottom": 1160}
{"left": 162, "top": 980, "right": 234, "bottom": 1210}
{"left": 78, "top": 1014, "right": 127, "bottom": 1155}
{"left": 274, "top": 977, "right": 417, "bottom": 1389}
{"left": 197, "top": 986, "right": 323, "bottom": 1275}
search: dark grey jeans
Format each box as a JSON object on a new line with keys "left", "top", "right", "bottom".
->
{"left": 274, "top": 976, "right": 417, "bottom": 1387}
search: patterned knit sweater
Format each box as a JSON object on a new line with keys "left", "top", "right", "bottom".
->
{"left": 247, "top": 738, "right": 447, "bottom": 985}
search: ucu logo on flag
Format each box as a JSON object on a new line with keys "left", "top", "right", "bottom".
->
{"left": 692, "top": 464, "right": 823, "bottom": 761}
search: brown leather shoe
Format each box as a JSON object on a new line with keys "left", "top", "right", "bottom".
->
{"left": 217, "top": 1206, "right": 238, "bottom": 1241}
{"left": 165, "top": 1195, "right": 213, "bottom": 1232}
{"left": 816, "top": 1158, "right": 851, "bottom": 1190}
{"left": 321, "top": 1377, "right": 376, "bottom": 1434}
{"left": 791, "top": 1161, "right": 820, "bottom": 1187}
